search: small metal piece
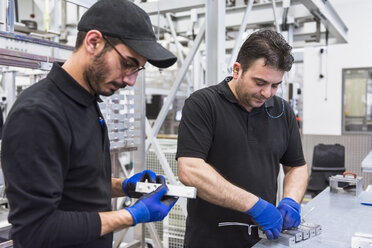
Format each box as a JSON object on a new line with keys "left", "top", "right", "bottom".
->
{"left": 297, "top": 228, "right": 310, "bottom": 240}
{"left": 329, "top": 173, "right": 363, "bottom": 196}
{"left": 258, "top": 229, "right": 296, "bottom": 246}
{"left": 218, "top": 222, "right": 257, "bottom": 236}
{"left": 351, "top": 233, "right": 372, "bottom": 248}
{"left": 300, "top": 222, "right": 322, "bottom": 235}
{"left": 257, "top": 222, "right": 321, "bottom": 246}
{"left": 283, "top": 229, "right": 303, "bottom": 242}
{"left": 135, "top": 182, "right": 197, "bottom": 198}
{"left": 298, "top": 225, "right": 316, "bottom": 238}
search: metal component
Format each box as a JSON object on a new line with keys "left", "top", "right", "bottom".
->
{"left": 258, "top": 229, "right": 296, "bottom": 247}
{"left": 283, "top": 229, "right": 303, "bottom": 242}
{"left": 300, "top": 222, "right": 322, "bottom": 235}
{"left": 299, "top": 228, "right": 310, "bottom": 240}
{"left": 351, "top": 233, "right": 372, "bottom": 248}
{"left": 329, "top": 172, "right": 363, "bottom": 196}
{"left": 257, "top": 222, "right": 322, "bottom": 246}
{"left": 298, "top": 225, "right": 316, "bottom": 238}
{"left": 218, "top": 222, "right": 257, "bottom": 235}
{"left": 135, "top": 182, "right": 197, "bottom": 199}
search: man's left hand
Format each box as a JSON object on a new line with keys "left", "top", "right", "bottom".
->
{"left": 277, "top": 197, "right": 301, "bottom": 229}
{"left": 125, "top": 175, "right": 178, "bottom": 225}
{"left": 122, "top": 170, "right": 157, "bottom": 198}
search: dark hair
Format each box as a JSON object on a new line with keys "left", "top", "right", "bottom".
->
{"left": 236, "top": 29, "right": 294, "bottom": 72}
{"left": 74, "top": 31, "right": 122, "bottom": 52}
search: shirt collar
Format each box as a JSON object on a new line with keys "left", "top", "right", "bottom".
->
{"left": 47, "top": 62, "right": 101, "bottom": 107}
{"left": 216, "top": 76, "right": 239, "bottom": 104}
{"left": 217, "top": 76, "right": 275, "bottom": 111}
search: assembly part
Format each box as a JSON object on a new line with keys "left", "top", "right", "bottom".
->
{"left": 329, "top": 173, "right": 363, "bottom": 196}
{"left": 298, "top": 225, "right": 316, "bottom": 238}
{"left": 283, "top": 229, "right": 303, "bottom": 242}
{"left": 135, "top": 182, "right": 197, "bottom": 198}
{"left": 258, "top": 229, "right": 295, "bottom": 247}
{"left": 301, "top": 222, "right": 322, "bottom": 235}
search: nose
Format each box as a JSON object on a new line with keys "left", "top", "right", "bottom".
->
{"left": 123, "top": 72, "right": 138, "bottom": 87}
{"left": 260, "top": 85, "right": 272, "bottom": 99}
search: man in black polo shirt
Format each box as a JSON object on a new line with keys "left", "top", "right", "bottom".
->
{"left": 176, "top": 30, "right": 308, "bottom": 247}
{"left": 1, "top": 1, "right": 178, "bottom": 247}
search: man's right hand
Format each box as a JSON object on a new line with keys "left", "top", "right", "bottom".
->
{"left": 246, "top": 197, "right": 283, "bottom": 240}
{"left": 125, "top": 176, "right": 178, "bottom": 225}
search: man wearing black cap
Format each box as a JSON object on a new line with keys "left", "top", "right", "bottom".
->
{"left": 1, "top": 0, "right": 177, "bottom": 247}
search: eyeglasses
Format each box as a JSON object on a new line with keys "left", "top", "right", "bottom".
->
{"left": 103, "top": 36, "right": 145, "bottom": 76}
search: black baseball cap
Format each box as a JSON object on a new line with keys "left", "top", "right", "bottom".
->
{"left": 78, "top": 0, "right": 177, "bottom": 68}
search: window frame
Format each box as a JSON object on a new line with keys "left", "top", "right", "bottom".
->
{"left": 342, "top": 67, "right": 372, "bottom": 134}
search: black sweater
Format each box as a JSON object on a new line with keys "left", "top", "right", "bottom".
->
{"left": 1, "top": 63, "right": 112, "bottom": 248}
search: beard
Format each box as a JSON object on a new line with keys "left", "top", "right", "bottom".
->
{"left": 83, "top": 50, "right": 115, "bottom": 97}
{"left": 235, "top": 78, "right": 266, "bottom": 109}
{"left": 235, "top": 78, "right": 253, "bottom": 108}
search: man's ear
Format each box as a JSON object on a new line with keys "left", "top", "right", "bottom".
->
{"left": 232, "top": 62, "right": 241, "bottom": 79}
{"left": 84, "top": 30, "right": 104, "bottom": 55}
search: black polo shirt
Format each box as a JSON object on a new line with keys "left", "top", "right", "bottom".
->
{"left": 1, "top": 63, "right": 112, "bottom": 248}
{"left": 176, "top": 77, "right": 305, "bottom": 248}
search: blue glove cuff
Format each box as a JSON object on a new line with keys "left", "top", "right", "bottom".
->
{"left": 280, "top": 197, "right": 300, "bottom": 211}
{"left": 126, "top": 201, "right": 150, "bottom": 226}
{"left": 122, "top": 178, "right": 129, "bottom": 196}
{"left": 246, "top": 197, "right": 268, "bottom": 217}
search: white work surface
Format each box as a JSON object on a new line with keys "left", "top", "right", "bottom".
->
{"left": 362, "top": 150, "right": 372, "bottom": 173}
{"left": 254, "top": 187, "right": 372, "bottom": 247}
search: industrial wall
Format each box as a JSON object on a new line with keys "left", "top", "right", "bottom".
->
{"left": 302, "top": 0, "right": 372, "bottom": 186}
{"left": 303, "top": 0, "right": 372, "bottom": 135}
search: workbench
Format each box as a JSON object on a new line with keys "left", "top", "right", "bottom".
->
{"left": 253, "top": 187, "right": 372, "bottom": 247}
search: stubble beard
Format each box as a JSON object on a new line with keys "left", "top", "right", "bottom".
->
{"left": 83, "top": 50, "right": 113, "bottom": 96}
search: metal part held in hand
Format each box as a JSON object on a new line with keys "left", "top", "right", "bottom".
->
{"left": 283, "top": 229, "right": 303, "bottom": 242}
{"left": 299, "top": 227, "right": 310, "bottom": 240}
{"left": 258, "top": 229, "right": 296, "bottom": 247}
{"left": 135, "top": 182, "right": 197, "bottom": 199}
{"left": 300, "top": 222, "right": 322, "bottom": 235}
{"left": 298, "top": 224, "right": 316, "bottom": 238}
{"left": 258, "top": 222, "right": 322, "bottom": 246}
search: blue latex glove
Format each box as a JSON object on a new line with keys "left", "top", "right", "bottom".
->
{"left": 122, "top": 170, "right": 156, "bottom": 198}
{"left": 126, "top": 175, "right": 178, "bottom": 225}
{"left": 246, "top": 197, "right": 283, "bottom": 240}
{"left": 277, "top": 197, "right": 301, "bottom": 229}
